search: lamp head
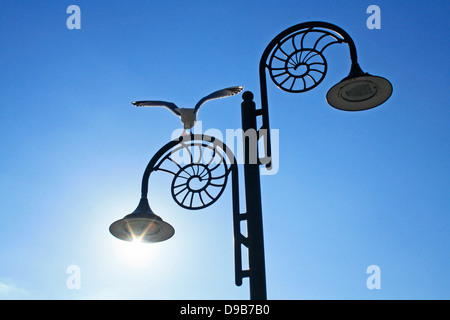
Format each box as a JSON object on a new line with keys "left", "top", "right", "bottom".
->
{"left": 326, "top": 63, "right": 393, "bottom": 111}
{"left": 109, "top": 198, "right": 174, "bottom": 243}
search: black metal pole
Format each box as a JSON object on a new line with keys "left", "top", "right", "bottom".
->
{"left": 241, "top": 91, "right": 267, "bottom": 300}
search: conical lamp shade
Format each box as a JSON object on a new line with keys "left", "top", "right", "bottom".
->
{"left": 326, "top": 62, "right": 393, "bottom": 111}
{"left": 109, "top": 198, "right": 174, "bottom": 243}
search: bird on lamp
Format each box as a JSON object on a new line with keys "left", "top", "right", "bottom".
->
{"left": 132, "top": 86, "right": 244, "bottom": 136}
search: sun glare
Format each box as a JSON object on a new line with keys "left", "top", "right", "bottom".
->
{"left": 113, "top": 238, "right": 161, "bottom": 268}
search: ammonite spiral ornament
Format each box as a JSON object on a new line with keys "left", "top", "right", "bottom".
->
{"left": 151, "top": 136, "right": 232, "bottom": 210}
{"left": 267, "top": 28, "right": 344, "bottom": 93}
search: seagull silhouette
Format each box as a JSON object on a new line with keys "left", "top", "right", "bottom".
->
{"left": 132, "top": 86, "right": 244, "bottom": 135}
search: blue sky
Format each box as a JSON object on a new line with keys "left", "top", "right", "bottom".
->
{"left": 0, "top": 0, "right": 448, "bottom": 299}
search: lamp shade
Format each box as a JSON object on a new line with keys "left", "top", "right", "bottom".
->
{"left": 109, "top": 198, "right": 174, "bottom": 243}
{"left": 326, "top": 62, "right": 392, "bottom": 111}
{"left": 326, "top": 73, "right": 392, "bottom": 111}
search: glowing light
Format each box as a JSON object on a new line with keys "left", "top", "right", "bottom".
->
{"left": 112, "top": 237, "right": 161, "bottom": 268}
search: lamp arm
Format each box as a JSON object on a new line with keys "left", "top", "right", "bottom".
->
{"left": 138, "top": 134, "right": 248, "bottom": 287}
{"left": 140, "top": 137, "right": 182, "bottom": 199}
{"left": 256, "top": 21, "right": 363, "bottom": 170}
{"left": 260, "top": 21, "right": 359, "bottom": 67}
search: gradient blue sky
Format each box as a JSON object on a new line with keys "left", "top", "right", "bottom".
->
{"left": 0, "top": 0, "right": 448, "bottom": 299}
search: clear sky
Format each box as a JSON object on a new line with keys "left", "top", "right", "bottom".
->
{"left": 0, "top": 0, "right": 448, "bottom": 300}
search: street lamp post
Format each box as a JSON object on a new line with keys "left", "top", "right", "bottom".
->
{"left": 258, "top": 21, "right": 392, "bottom": 170}
{"left": 109, "top": 21, "right": 392, "bottom": 300}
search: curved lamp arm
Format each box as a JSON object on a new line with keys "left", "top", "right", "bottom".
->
{"left": 257, "top": 21, "right": 392, "bottom": 170}
{"left": 140, "top": 135, "right": 236, "bottom": 210}
{"left": 110, "top": 134, "right": 249, "bottom": 287}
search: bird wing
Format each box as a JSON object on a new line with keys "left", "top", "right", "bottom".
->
{"left": 131, "top": 100, "right": 181, "bottom": 116}
{"left": 194, "top": 86, "right": 244, "bottom": 115}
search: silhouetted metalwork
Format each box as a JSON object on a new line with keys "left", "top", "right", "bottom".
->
{"left": 257, "top": 21, "right": 392, "bottom": 170}
{"left": 135, "top": 93, "right": 267, "bottom": 300}
{"left": 263, "top": 22, "right": 359, "bottom": 93}
{"left": 143, "top": 135, "right": 233, "bottom": 210}
{"left": 111, "top": 21, "right": 393, "bottom": 301}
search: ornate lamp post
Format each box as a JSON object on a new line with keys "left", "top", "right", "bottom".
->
{"left": 258, "top": 21, "right": 392, "bottom": 169}
{"left": 109, "top": 21, "right": 392, "bottom": 300}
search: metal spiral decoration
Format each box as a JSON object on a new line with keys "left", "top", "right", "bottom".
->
{"left": 267, "top": 27, "right": 345, "bottom": 93}
{"left": 151, "top": 136, "right": 232, "bottom": 210}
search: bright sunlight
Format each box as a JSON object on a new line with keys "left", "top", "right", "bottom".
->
{"left": 112, "top": 239, "right": 162, "bottom": 268}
